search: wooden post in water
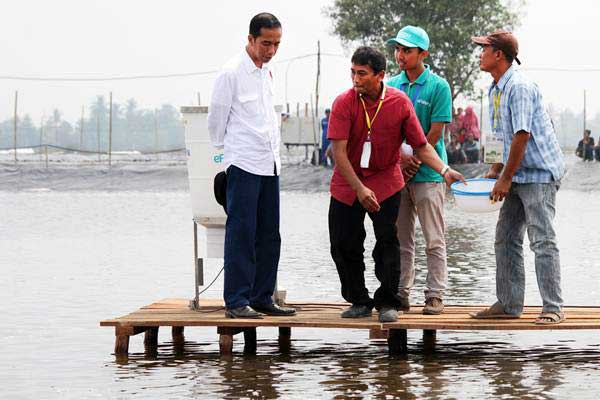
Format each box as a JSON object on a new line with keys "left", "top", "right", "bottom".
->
{"left": 218, "top": 327, "right": 234, "bottom": 355}
{"left": 172, "top": 326, "right": 185, "bottom": 346}
{"left": 96, "top": 114, "right": 101, "bottom": 162}
{"left": 388, "top": 329, "right": 408, "bottom": 355}
{"left": 312, "top": 40, "right": 321, "bottom": 165}
{"left": 278, "top": 327, "right": 291, "bottom": 353}
{"left": 79, "top": 105, "right": 85, "bottom": 151}
{"left": 243, "top": 328, "right": 257, "bottom": 354}
{"left": 13, "top": 91, "right": 18, "bottom": 164}
{"left": 39, "top": 115, "right": 44, "bottom": 161}
{"left": 423, "top": 329, "right": 436, "bottom": 353}
{"left": 108, "top": 92, "right": 113, "bottom": 166}
{"left": 583, "top": 89, "right": 587, "bottom": 132}
{"left": 144, "top": 327, "right": 159, "bottom": 349}
{"left": 154, "top": 109, "right": 158, "bottom": 154}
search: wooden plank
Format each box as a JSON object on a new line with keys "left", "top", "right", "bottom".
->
{"left": 101, "top": 299, "right": 600, "bottom": 332}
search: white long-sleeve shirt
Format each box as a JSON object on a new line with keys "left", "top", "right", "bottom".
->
{"left": 208, "top": 50, "right": 281, "bottom": 176}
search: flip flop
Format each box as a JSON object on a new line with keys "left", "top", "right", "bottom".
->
{"left": 468, "top": 302, "right": 521, "bottom": 319}
{"left": 535, "top": 311, "right": 565, "bottom": 325}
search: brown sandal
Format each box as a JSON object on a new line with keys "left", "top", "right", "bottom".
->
{"left": 469, "top": 302, "right": 521, "bottom": 319}
{"left": 535, "top": 311, "right": 565, "bottom": 325}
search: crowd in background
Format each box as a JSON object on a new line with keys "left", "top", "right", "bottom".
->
{"left": 445, "top": 106, "right": 481, "bottom": 164}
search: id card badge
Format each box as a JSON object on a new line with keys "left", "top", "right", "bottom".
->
{"left": 360, "top": 140, "right": 372, "bottom": 168}
{"left": 483, "top": 132, "right": 504, "bottom": 164}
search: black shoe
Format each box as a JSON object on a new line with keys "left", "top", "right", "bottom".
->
{"left": 225, "top": 305, "right": 263, "bottom": 319}
{"left": 340, "top": 304, "right": 373, "bottom": 318}
{"left": 398, "top": 297, "right": 410, "bottom": 312}
{"left": 251, "top": 303, "right": 297, "bottom": 316}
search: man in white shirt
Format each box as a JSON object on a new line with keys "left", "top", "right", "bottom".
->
{"left": 208, "top": 13, "right": 296, "bottom": 319}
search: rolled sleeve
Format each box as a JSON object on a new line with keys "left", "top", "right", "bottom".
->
{"left": 208, "top": 70, "right": 234, "bottom": 148}
{"left": 509, "top": 83, "right": 534, "bottom": 135}
{"left": 430, "top": 81, "right": 452, "bottom": 123}
{"left": 327, "top": 97, "right": 351, "bottom": 141}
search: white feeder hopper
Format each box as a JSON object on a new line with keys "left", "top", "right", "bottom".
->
{"left": 181, "top": 106, "right": 226, "bottom": 259}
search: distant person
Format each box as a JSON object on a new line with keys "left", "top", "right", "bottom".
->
{"left": 386, "top": 25, "right": 454, "bottom": 315}
{"left": 451, "top": 107, "right": 465, "bottom": 135}
{"left": 470, "top": 30, "right": 565, "bottom": 325}
{"left": 320, "top": 108, "right": 331, "bottom": 165}
{"left": 457, "top": 127, "right": 467, "bottom": 143}
{"left": 463, "top": 132, "right": 480, "bottom": 163}
{"left": 595, "top": 137, "right": 600, "bottom": 161}
{"left": 461, "top": 106, "right": 481, "bottom": 140}
{"left": 446, "top": 133, "right": 466, "bottom": 164}
{"left": 208, "top": 12, "right": 296, "bottom": 319}
{"left": 576, "top": 129, "right": 594, "bottom": 161}
{"left": 327, "top": 46, "right": 464, "bottom": 323}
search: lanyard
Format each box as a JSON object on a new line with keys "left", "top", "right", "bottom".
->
{"left": 359, "top": 85, "right": 386, "bottom": 141}
{"left": 493, "top": 89, "right": 502, "bottom": 129}
{"left": 400, "top": 82, "right": 423, "bottom": 105}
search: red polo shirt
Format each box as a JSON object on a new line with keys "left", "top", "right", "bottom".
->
{"left": 327, "top": 86, "right": 427, "bottom": 206}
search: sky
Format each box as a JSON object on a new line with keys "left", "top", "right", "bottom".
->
{"left": 1, "top": 0, "right": 600, "bottom": 123}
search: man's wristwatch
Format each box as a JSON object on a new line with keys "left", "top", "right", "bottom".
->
{"left": 440, "top": 165, "right": 450, "bottom": 177}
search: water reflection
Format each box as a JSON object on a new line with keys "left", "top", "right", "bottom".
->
{"left": 106, "top": 337, "right": 600, "bottom": 399}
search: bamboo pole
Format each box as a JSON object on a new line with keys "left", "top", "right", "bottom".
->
{"left": 39, "top": 115, "right": 44, "bottom": 161}
{"left": 96, "top": 114, "right": 100, "bottom": 162}
{"left": 313, "top": 40, "right": 321, "bottom": 165}
{"left": 583, "top": 89, "right": 587, "bottom": 132}
{"left": 13, "top": 91, "right": 18, "bottom": 164}
{"left": 108, "top": 92, "right": 113, "bottom": 166}
{"left": 154, "top": 108, "right": 158, "bottom": 153}
{"left": 80, "top": 105, "right": 84, "bottom": 151}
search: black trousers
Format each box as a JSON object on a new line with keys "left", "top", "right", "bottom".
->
{"left": 328, "top": 192, "right": 402, "bottom": 309}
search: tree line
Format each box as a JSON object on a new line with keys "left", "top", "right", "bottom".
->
{"left": 0, "top": 96, "right": 185, "bottom": 152}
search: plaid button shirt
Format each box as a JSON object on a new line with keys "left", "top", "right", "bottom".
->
{"left": 488, "top": 66, "right": 565, "bottom": 183}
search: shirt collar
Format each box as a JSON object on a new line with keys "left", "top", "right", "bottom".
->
{"left": 490, "top": 65, "right": 515, "bottom": 92}
{"left": 242, "top": 49, "right": 268, "bottom": 75}
{"left": 397, "top": 64, "right": 431, "bottom": 85}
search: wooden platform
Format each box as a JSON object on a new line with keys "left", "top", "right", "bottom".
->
{"left": 100, "top": 298, "right": 600, "bottom": 356}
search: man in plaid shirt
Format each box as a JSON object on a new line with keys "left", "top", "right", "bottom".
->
{"left": 469, "top": 30, "right": 566, "bottom": 324}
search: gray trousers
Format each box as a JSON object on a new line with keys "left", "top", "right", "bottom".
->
{"left": 495, "top": 182, "right": 563, "bottom": 315}
{"left": 396, "top": 182, "right": 447, "bottom": 300}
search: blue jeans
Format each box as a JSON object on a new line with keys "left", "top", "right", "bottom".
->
{"left": 495, "top": 182, "right": 563, "bottom": 315}
{"left": 223, "top": 165, "right": 281, "bottom": 309}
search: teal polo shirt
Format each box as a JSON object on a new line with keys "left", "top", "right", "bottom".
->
{"left": 387, "top": 65, "right": 452, "bottom": 183}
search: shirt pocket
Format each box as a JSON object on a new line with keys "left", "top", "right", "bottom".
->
{"left": 238, "top": 93, "right": 262, "bottom": 116}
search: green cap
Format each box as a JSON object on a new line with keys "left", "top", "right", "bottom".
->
{"left": 386, "top": 25, "right": 430, "bottom": 51}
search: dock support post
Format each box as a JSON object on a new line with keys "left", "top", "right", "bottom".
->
{"left": 278, "top": 327, "right": 291, "bottom": 352}
{"left": 172, "top": 326, "right": 185, "bottom": 346}
{"left": 388, "top": 329, "right": 408, "bottom": 355}
{"left": 243, "top": 328, "right": 257, "bottom": 354}
{"left": 423, "top": 329, "right": 436, "bottom": 352}
{"left": 115, "top": 333, "right": 130, "bottom": 356}
{"left": 144, "top": 327, "right": 159, "bottom": 348}
{"left": 218, "top": 327, "right": 234, "bottom": 355}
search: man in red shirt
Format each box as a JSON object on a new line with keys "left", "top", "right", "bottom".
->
{"left": 328, "top": 46, "right": 464, "bottom": 322}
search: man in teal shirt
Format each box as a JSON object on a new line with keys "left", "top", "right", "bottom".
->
{"left": 386, "top": 26, "right": 453, "bottom": 315}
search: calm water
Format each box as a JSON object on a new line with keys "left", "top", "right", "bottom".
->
{"left": 1, "top": 156, "right": 600, "bottom": 399}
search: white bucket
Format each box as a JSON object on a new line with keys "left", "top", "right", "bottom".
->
{"left": 451, "top": 178, "right": 504, "bottom": 213}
